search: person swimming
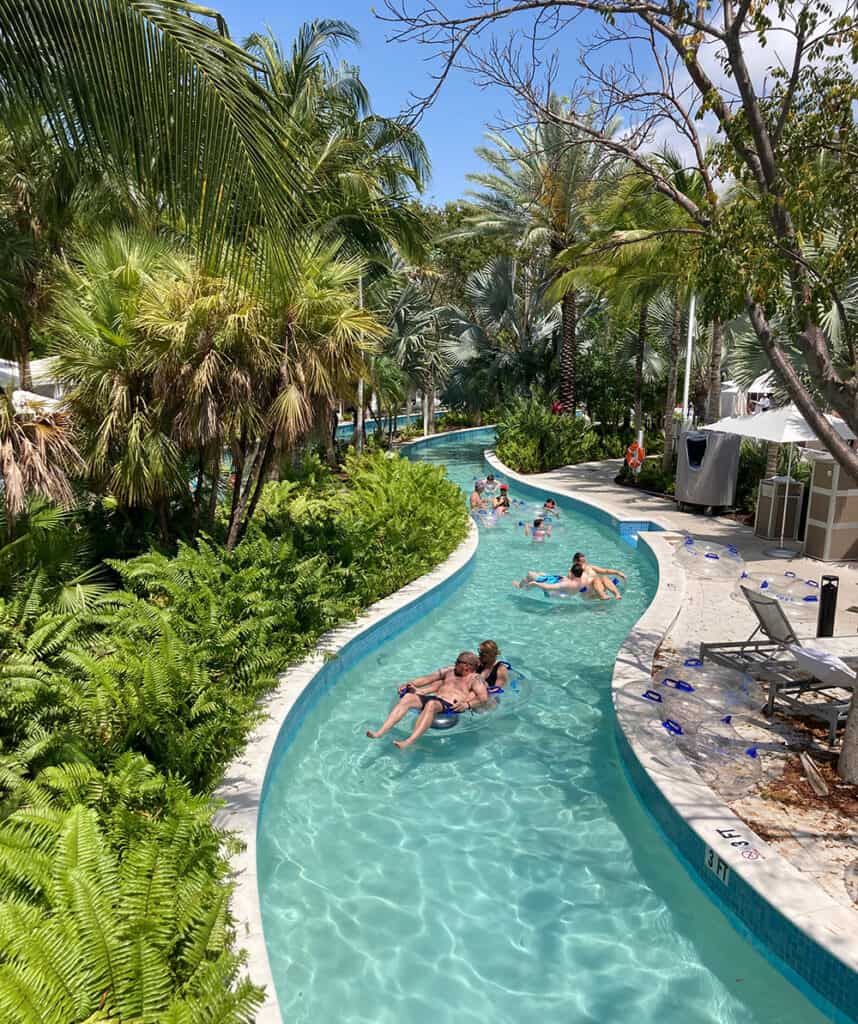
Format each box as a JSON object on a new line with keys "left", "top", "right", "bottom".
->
{"left": 477, "top": 639, "right": 510, "bottom": 688}
{"left": 513, "top": 563, "right": 616, "bottom": 600}
{"left": 470, "top": 480, "right": 487, "bottom": 512}
{"left": 366, "top": 652, "right": 488, "bottom": 749}
{"left": 494, "top": 483, "right": 511, "bottom": 513}
{"left": 572, "top": 552, "right": 624, "bottom": 599}
{"left": 513, "top": 564, "right": 584, "bottom": 596}
{"left": 524, "top": 517, "right": 551, "bottom": 542}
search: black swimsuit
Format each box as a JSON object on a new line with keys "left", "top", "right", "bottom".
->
{"left": 418, "top": 693, "right": 454, "bottom": 713}
{"left": 483, "top": 660, "right": 511, "bottom": 687}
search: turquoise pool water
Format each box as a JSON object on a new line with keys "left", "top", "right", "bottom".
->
{"left": 257, "top": 435, "right": 831, "bottom": 1024}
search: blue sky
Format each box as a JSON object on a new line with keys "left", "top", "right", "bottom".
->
{"left": 213, "top": 0, "right": 517, "bottom": 205}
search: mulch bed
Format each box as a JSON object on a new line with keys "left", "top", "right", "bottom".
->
{"left": 759, "top": 751, "right": 858, "bottom": 822}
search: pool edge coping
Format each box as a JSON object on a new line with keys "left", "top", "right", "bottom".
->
{"left": 486, "top": 448, "right": 858, "bottom": 1023}
{"left": 214, "top": 518, "right": 480, "bottom": 1023}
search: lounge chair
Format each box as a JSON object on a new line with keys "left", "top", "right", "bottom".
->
{"left": 786, "top": 645, "right": 856, "bottom": 744}
{"left": 700, "top": 586, "right": 855, "bottom": 741}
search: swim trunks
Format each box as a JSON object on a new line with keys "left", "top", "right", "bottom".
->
{"left": 418, "top": 693, "right": 455, "bottom": 713}
{"left": 535, "top": 574, "right": 562, "bottom": 584}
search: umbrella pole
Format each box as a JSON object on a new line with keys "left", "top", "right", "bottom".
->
{"left": 766, "top": 443, "right": 798, "bottom": 558}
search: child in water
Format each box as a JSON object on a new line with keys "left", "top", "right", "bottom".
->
{"left": 524, "top": 517, "right": 551, "bottom": 542}
{"left": 493, "top": 483, "right": 511, "bottom": 514}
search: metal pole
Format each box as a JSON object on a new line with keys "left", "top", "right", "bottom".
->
{"left": 766, "top": 442, "right": 798, "bottom": 557}
{"left": 355, "top": 276, "right": 364, "bottom": 453}
{"left": 681, "top": 293, "right": 696, "bottom": 429}
{"left": 779, "top": 443, "right": 793, "bottom": 549}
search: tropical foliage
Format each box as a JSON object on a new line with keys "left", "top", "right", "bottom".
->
{"left": 0, "top": 456, "right": 468, "bottom": 1019}
{"left": 495, "top": 395, "right": 606, "bottom": 474}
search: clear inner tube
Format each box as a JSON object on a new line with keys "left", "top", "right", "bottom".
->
{"left": 513, "top": 574, "right": 623, "bottom": 605}
{"left": 735, "top": 570, "right": 820, "bottom": 617}
{"left": 395, "top": 670, "right": 531, "bottom": 735}
{"left": 674, "top": 535, "right": 745, "bottom": 578}
{"left": 473, "top": 508, "right": 499, "bottom": 528}
{"left": 651, "top": 660, "right": 766, "bottom": 720}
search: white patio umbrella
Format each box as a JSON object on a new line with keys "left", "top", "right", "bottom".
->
{"left": 702, "top": 404, "right": 856, "bottom": 556}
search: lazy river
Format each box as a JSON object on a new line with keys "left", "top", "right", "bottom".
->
{"left": 257, "top": 431, "right": 832, "bottom": 1024}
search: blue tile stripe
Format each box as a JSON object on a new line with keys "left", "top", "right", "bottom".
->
{"left": 488, "top": 441, "right": 858, "bottom": 1022}
{"left": 616, "top": 716, "right": 857, "bottom": 1023}
{"left": 260, "top": 550, "right": 476, "bottom": 810}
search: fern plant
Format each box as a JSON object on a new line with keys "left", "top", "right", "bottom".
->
{"left": 0, "top": 804, "right": 261, "bottom": 1023}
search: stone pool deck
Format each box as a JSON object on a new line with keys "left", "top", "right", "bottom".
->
{"left": 494, "top": 453, "right": 858, "bottom": 1022}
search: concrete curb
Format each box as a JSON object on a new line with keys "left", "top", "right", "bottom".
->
{"left": 488, "top": 447, "right": 858, "bottom": 1023}
{"left": 214, "top": 520, "right": 479, "bottom": 1023}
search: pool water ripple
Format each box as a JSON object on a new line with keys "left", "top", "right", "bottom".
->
{"left": 258, "top": 436, "right": 831, "bottom": 1024}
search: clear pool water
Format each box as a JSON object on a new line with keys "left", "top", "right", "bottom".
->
{"left": 258, "top": 436, "right": 831, "bottom": 1024}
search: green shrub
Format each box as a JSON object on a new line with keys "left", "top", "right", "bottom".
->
{"left": 495, "top": 396, "right": 601, "bottom": 472}
{"left": 397, "top": 422, "right": 423, "bottom": 441}
{"left": 0, "top": 452, "right": 469, "bottom": 1021}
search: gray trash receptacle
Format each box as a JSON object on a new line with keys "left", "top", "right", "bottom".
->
{"left": 675, "top": 430, "right": 740, "bottom": 508}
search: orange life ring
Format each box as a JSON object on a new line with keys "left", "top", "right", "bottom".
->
{"left": 625, "top": 441, "right": 645, "bottom": 472}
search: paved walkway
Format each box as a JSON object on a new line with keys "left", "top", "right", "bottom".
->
{"left": 527, "top": 457, "right": 858, "bottom": 912}
{"left": 533, "top": 457, "right": 858, "bottom": 639}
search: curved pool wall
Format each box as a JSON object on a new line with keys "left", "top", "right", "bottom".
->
{"left": 334, "top": 410, "right": 442, "bottom": 439}
{"left": 234, "top": 426, "right": 856, "bottom": 1023}
{"left": 215, "top": 515, "right": 480, "bottom": 1024}
{"left": 487, "top": 447, "right": 858, "bottom": 1024}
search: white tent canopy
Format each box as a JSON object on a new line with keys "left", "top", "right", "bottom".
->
{"left": 702, "top": 403, "right": 855, "bottom": 444}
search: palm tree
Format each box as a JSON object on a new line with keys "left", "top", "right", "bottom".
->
{"left": 245, "top": 22, "right": 430, "bottom": 263}
{"left": 0, "top": 390, "right": 78, "bottom": 535}
{"left": 464, "top": 99, "right": 618, "bottom": 412}
{"left": 50, "top": 230, "right": 189, "bottom": 539}
{"left": 135, "top": 263, "right": 276, "bottom": 534}
{"left": 445, "top": 255, "right": 560, "bottom": 414}
{"left": 385, "top": 270, "right": 470, "bottom": 435}
{"left": 0, "top": 2, "right": 319, "bottom": 282}
{"left": 555, "top": 149, "right": 709, "bottom": 460}
{"left": 224, "top": 237, "right": 382, "bottom": 549}
{"left": 0, "top": 124, "right": 81, "bottom": 390}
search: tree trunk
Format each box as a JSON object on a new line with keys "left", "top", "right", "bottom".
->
{"left": 226, "top": 433, "right": 247, "bottom": 540}
{"left": 355, "top": 378, "right": 365, "bottom": 453}
{"left": 634, "top": 302, "right": 648, "bottom": 435}
{"left": 765, "top": 442, "right": 780, "bottom": 478}
{"left": 747, "top": 300, "right": 858, "bottom": 480}
{"left": 559, "top": 288, "right": 578, "bottom": 413}
{"left": 705, "top": 319, "right": 723, "bottom": 423}
{"left": 191, "top": 446, "right": 206, "bottom": 534}
{"left": 328, "top": 407, "right": 339, "bottom": 467}
{"left": 838, "top": 698, "right": 858, "bottom": 782}
{"left": 226, "top": 436, "right": 260, "bottom": 551}
{"left": 234, "top": 434, "right": 276, "bottom": 546}
{"left": 422, "top": 389, "right": 430, "bottom": 436}
{"left": 206, "top": 453, "right": 221, "bottom": 530}
{"left": 16, "top": 321, "right": 32, "bottom": 392}
{"left": 156, "top": 498, "right": 170, "bottom": 546}
{"left": 662, "top": 299, "right": 682, "bottom": 472}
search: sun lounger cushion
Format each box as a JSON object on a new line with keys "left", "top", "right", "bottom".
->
{"left": 787, "top": 645, "right": 856, "bottom": 689}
